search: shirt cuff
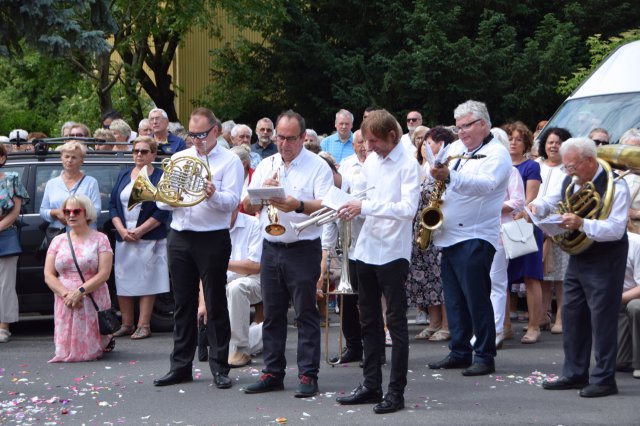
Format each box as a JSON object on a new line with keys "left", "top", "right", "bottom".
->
{"left": 360, "top": 200, "right": 371, "bottom": 216}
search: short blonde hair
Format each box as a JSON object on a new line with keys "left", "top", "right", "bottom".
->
{"left": 133, "top": 136, "right": 158, "bottom": 153}
{"left": 109, "top": 119, "right": 132, "bottom": 139}
{"left": 62, "top": 194, "right": 97, "bottom": 224}
{"left": 60, "top": 141, "right": 87, "bottom": 157}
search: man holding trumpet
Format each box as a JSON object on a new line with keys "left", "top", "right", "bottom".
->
{"left": 335, "top": 109, "right": 420, "bottom": 414}
{"left": 242, "top": 110, "right": 333, "bottom": 398}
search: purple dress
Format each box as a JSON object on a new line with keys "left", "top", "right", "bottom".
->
{"left": 507, "top": 159, "right": 544, "bottom": 282}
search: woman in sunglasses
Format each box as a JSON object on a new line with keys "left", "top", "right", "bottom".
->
{"left": 44, "top": 194, "right": 114, "bottom": 362}
{"left": 108, "top": 137, "right": 170, "bottom": 339}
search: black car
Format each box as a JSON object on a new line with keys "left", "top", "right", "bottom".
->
{"left": 5, "top": 148, "right": 175, "bottom": 331}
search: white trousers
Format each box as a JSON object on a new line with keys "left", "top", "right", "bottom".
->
{"left": 227, "top": 276, "right": 261, "bottom": 354}
{"left": 489, "top": 246, "right": 508, "bottom": 334}
{"left": 0, "top": 256, "right": 19, "bottom": 323}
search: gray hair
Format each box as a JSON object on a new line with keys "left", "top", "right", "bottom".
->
{"left": 138, "top": 118, "right": 151, "bottom": 130}
{"left": 109, "top": 119, "right": 132, "bottom": 138}
{"left": 60, "top": 141, "right": 87, "bottom": 157}
{"left": 222, "top": 120, "right": 236, "bottom": 134}
{"left": 231, "top": 124, "right": 252, "bottom": 138}
{"left": 230, "top": 144, "right": 250, "bottom": 164}
{"left": 305, "top": 129, "right": 319, "bottom": 142}
{"left": 491, "top": 127, "right": 509, "bottom": 149}
{"left": 335, "top": 109, "right": 354, "bottom": 123}
{"left": 559, "top": 137, "right": 597, "bottom": 159}
{"left": 61, "top": 121, "right": 76, "bottom": 137}
{"left": 148, "top": 108, "right": 168, "bottom": 120}
{"left": 620, "top": 128, "right": 640, "bottom": 145}
{"left": 454, "top": 100, "right": 492, "bottom": 128}
{"left": 62, "top": 194, "right": 97, "bottom": 224}
{"left": 256, "top": 117, "right": 273, "bottom": 129}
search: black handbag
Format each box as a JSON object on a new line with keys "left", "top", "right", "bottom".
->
{"left": 0, "top": 226, "right": 22, "bottom": 258}
{"left": 66, "top": 231, "right": 121, "bottom": 335}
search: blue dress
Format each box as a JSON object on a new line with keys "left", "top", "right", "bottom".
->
{"left": 508, "top": 159, "right": 544, "bottom": 282}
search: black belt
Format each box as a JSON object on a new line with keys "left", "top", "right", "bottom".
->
{"left": 265, "top": 238, "right": 320, "bottom": 249}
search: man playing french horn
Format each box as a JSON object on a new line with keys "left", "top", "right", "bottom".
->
{"left": 531, "top": 137, "right": 630, "bottom": 398}
{"left": 242, "top": 110, "right": 333, "bottom": 398}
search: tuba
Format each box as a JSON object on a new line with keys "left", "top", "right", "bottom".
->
{"left": 416, "top": 154, "right": 486, "bottom": 249}
{"left": 552, "top": 144, "right": 640, "bottom": 255}
{"left": 127, "top": 157, "right": 211, "bottom": 210}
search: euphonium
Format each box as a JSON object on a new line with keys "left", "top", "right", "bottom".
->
{"left": 128, "top": 157, "right": 210, "bottom": 210}
{"left": 416, "top": 154, "right": 486, "bottom": 249}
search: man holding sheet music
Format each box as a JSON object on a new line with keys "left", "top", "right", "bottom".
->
{"left": 242, "top": 110, "right": 333, "bottom": 398}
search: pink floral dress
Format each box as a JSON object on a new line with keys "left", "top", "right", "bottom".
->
{"left": 47, "top": 231, "right": 113, "bottom": 362}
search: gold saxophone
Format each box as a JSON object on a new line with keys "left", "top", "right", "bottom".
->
{"left": 416, "top": 154, "right": 486, "bottom": 249}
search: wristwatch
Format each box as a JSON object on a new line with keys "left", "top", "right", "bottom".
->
{"left": 295, "top": 200, "right": 305, "bottom": 214}
{"left": 79, "top": 286, "right": 86, "bottom": 295}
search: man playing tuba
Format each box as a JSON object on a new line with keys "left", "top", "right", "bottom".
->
{"left": 530, "top": 137, "right": 630, "bottom": 398}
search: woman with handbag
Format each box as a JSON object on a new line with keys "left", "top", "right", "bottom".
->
{"left": 0, "top": 144, "right": 30, "bottom": 343}
{"left": 44, "top": 194, "right": 114, "bottom": 362}
{"left": 109, "top": 137, "right": 170, "bottom": 339}
{"left": 505, "top": 121, "right": 545, "bottom": 344}
{"left": 39, "top": 141, "right": 101, "bottom": 245}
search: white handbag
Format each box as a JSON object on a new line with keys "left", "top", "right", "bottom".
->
{"left": 501, "top": 218, "right": 539, "bottom": 259}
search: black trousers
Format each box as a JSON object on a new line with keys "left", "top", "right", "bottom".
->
{"left": 261, "top": 239, "right": 322, "bottom": 378}
{"left": 562, "top": 239, "right": 628, "bottom": 385}
{"left": 167, "top": 229, "right": 232, "bottom": 375}
{"left": 356, "top": 259, "right": 409, "bottom": 394}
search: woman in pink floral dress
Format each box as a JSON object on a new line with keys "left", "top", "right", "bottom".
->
{"left": 44, "top": 194, "right": 114, "bottom": 362}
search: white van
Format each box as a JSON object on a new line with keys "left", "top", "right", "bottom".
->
{"left": 543, "top": 40, "right": 640, "bottom": 143}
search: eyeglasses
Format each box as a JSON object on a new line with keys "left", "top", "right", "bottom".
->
{"left": 63, "top": 208, "right": 85, "bottom": 216}
{"left": 258, "top": 127, "right": 273, "bottom": 132}
{"left": 149, "top": 116, "right": 165, "bottom": 122}
{"left": 592, "top": 139, "right": 609, "bottom": 146}
{"left": 561, "top": 158, "right": 587, "bottom": 173}
{"left": 407, "top": 117, "right": 420, "bottom": 123}
{"left": 102, "top": 124, "right": 110, "bottom": 129}
{"left": 68, "top": 133, "right": 86, "bottom": 138}
{"left": 457, "top": 118, "right": 481, "bottom": 132}
{"left": 187, "top": 125, "right": 215, "bottom": 140}
{"left": 276, "top": 134, "right": 301, "bottom": 143}
{"left": 133, "top": 149, "right": 151, "bottom": 155}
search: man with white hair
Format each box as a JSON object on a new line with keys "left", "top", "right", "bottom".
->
{"left": 231, "top": 124, "right": 261, "bottom": 169}
{"left": 252, "top": 118, "right": 277, "bottom": 160}
{"left": 148, "top": 108, "right": 186, "bottom": 154}
{"left": 320, "top": 109, "right": 354, "bottom": 164}
{"left": 531, "top": 137, "right": 630, "bottom": 398}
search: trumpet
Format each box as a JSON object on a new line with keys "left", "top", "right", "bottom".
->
{"left": 265, "top": 158, "right": 286, "bottom": 235}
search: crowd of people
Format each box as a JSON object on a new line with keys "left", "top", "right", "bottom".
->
{"left": 0, "top": 101, "right": 639, "bottom": 414}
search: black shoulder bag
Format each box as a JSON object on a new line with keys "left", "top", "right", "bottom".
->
{"left": 65, "top": 230, "right": 120, "bottom": 335}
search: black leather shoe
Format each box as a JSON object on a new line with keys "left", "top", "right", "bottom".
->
{"left": 462, "top": 362, "right": 495, "bottom": 376}
{"left": 542, "top": 376, "right": 589, "bottom": 390}
{"left": 428, "top": 355, "right": 472, "bottom": 370}
{"left": 294, "top": 375, "right": 319, "bottom": 398}
{"left": 213, "top": 373, "right": 232, "bottom": 389}
{"left": 244, "top": 373, "right": 284, "bottom": 394}
{"left": 153, "top": 370, "right": 193, "bottom": 387}
{"left": 373, "top": 392, "right": 404, "bottom": 414}
{"left": 579, "top": 383, "right": 618, "bottom": 398}
{"left": 330, "top": 348, "right": 362, "bottom": 364}
{"left": 336, "top": 384, "right": 383, "bottom": 405}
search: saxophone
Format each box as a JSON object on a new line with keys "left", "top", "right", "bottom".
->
{"left": 416, "top": 154, "right": 486, "bottom": 249}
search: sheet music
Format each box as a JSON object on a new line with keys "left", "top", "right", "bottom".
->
{"left": 322, "top": 186, "right": 356, "bottom": 211}
{"left": 435, "top": 143, "right": 451, "bottom": 164}
{"left": 424, "top": 141, "right": 436, "bottom": 167}
{"left": 247, "top": 187, "right": 286, "bottom": 205}
{"left": 524, "top": 207, "right": 565, "bottom": 237}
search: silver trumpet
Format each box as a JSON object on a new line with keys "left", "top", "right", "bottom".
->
{"left": 292, "top": 186, "right": 374, "bottom": 236}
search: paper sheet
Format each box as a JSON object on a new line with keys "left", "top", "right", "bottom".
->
{"left": 321, "top": 186, "right": 355, "bottom": 211}
{"left": 524, "top": 207, "right": 565, "bottom": 237}
{"left": 247, "top": 187, "right": 286, "bottom": 205}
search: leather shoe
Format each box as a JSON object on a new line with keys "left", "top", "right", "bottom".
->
{"left": 330, "top": 347, "right": 362, "bottom": 364}
{"left": 244, "top": 373, "right": 284, "bottom": 394}
{"left": 373, "top": 392, "right": 404, "bottom": 414}
{"left": 153, "top": 370, "right": 193, "bottom": 387}
{"left": 428, "top": 355, "right": 472, "bottom": 370}
{"left": 462, "top": 362, "right": 495, "bottom": 376}
{"left": 542, "top": 376, "right": 588, "bottom": 390}
{"left": 213, "top": 373, "right": 232, "bottom": 389}
{"left": 336, "top": 384, "right": 383, "bottom": 405}
{"left": 579, "top": 383, "right": 618, "bottom": 398}
{"left": 294, "top": 375, "right": 318, "bottom": 398}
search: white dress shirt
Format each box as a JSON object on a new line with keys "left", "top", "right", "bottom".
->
{"left": 400, "top": 133, "right": 417, "bottom": 158}
{"left": 158, "top": 144, "right": 244, "bottom": 232}
{"left": 531, "top": 165, "right": 630, "bottom": 242}
{"left": 624, "top": 232, "right": 640, "bottom": 292}
{"left": 353, "top": 142, "right": 421, "bottom": 265}
{"left": 432, "top": 138, "right": 512, "bottom": 249}
{"left": 249, "top": 148, "right": 334, "bottom": 243}
{"left": 228, "top": 213, "right": 263, "bottom": 283}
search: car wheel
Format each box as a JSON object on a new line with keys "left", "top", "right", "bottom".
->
{"left": 150, "top": 292, "right": 175, "bottom": 332}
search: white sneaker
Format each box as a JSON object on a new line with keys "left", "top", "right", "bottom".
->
{"left": 0, "top": 329, "right": 11, "bottom": 343}
{"left": 415, "top": 310, "right": 428, "bottom": 325}
{"left": 633, "top": 370, "right": 640, "bottom": 379}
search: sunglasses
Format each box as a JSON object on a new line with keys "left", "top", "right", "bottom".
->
{"left": 63, "top": 208, "right": 85, "bottom": 216}
{"left": 133, "top": 149, "right": 151, "bottom": 155}
{"left": 592, "top": 139, "right": 609, "bottom": 146}
{"left": 407, "top": 117, "right": 420, "bottom": 123}
{"left": 187, "top": 125, "right": 215, "bottom": 140}
{"left": 68, "top": 133, "right": 86, "bottom": 138}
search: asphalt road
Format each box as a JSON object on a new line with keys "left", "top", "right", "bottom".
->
{"left": 1, "top": 312, "right": 638, "bottom": 425}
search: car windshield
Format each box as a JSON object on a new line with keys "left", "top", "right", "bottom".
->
{"left": 544, "top": 92, "right": 640, "bottom": 143}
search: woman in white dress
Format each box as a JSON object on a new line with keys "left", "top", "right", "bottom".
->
{"left": 109, "top": 137, "right": 170, "bottom": 339}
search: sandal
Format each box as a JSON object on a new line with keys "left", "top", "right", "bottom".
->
{"left": 131, "top": 326, "right": 151, "bottom": 340}
{"left": 104, "top": 337, "right": 116, "bottom": 353}
{"left": 428, "top": 329, "right": 451, "bottom": 342}
{"left": 112, "top": 324, "right": 135, "bottom": 337}
{"left": 521, "top": 329, "right": 541, "bottom": 344}
{"left": 415, "top": 327, "right": 440, "bottom": 340}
